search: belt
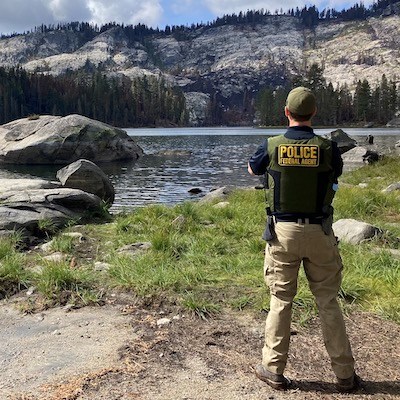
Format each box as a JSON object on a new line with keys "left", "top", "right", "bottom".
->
{"left": 274, "top": 216, "right": 323, "bottom": 225}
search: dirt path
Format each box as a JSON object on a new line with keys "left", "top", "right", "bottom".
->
{"left": 1, "top": 300, "right": 399, "bottom": 400}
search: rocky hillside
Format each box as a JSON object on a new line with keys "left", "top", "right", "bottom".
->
{"left": 0, "top": 8, "right": 399, "bottom": 122}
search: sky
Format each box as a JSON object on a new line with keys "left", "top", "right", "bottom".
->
{"left": 0, "top": 0, "right": 376, "bottom": 35}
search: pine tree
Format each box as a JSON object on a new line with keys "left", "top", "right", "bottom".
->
{"left": 354, "top": 79, "right": 371, "bottom": 122}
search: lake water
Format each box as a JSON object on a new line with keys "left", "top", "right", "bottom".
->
{"left": 1, "top": 127, "right": 399, "bottom": 211}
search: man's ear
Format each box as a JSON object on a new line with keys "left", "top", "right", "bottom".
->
{"left": 284, "top": 106, "right": 290, "bottom": 117}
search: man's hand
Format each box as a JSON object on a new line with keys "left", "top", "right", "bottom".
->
{"left": 248, "top": 162, "right": 255, "bottom": 175}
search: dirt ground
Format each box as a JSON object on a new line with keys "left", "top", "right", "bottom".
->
{"left": 1, "top": 295, "right": 399, "bottom": 400}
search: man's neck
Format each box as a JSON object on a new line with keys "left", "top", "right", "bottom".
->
{"left": 288, "top": 120, "right": 312, "bottom": 128}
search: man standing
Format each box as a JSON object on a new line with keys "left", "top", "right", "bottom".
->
{"left": 248, "top": 87, "right": 359, "bottom": 392}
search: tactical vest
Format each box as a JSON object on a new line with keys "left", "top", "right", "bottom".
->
{"left": 266, "top": 134, "right": 336, "bottom": 215}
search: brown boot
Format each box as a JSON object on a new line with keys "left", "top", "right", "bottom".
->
{"left": 254, "top": 365, "right": 290, "bottom": 391}
{"left": 336, "top": 373, "right": 361, "bottom": 393}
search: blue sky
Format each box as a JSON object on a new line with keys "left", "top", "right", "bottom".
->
{"left": 0, "top": 0, "right": 375, "bottom": 35}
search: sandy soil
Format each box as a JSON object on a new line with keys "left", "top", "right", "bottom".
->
{"left": 1, "top": 298, "right": 399, "bottom": 400}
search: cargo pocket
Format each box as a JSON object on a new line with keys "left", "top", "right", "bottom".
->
{"left": 264, "top": 243, "right": 276, "bottom": 292}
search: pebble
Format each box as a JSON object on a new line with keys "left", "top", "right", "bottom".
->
{"left": 213, "top": 201, "right": 230, "bottom": 208}
{"left": 94, "top": 262, "right": 111, "bottom": 271}
{"left": 26, "top": 286, "right": 36, "bottom": 296}
{"left": 43, "top": 252, "right": 67, "bottom": 262}
{"left": 157, "top": 318, "right": 171, "bottom": 326}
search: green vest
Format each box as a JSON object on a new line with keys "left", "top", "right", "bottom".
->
{"left": 266, "top": 134, "right": 336, "bottom": 215}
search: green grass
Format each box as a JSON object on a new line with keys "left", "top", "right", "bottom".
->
{"left": 2, "top": 157, "right": 400, "bottom": 323}
{"left": 0, "top": 237, "right": 30, "bottom": 298}
{"left": 34, "top": 260, "right": 101, "bottom": 307}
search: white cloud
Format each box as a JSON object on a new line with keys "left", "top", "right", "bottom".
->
{"left": 47, "top": 0, "right": 91, "bottom": 21}
{"left": 0, "top": 0, "right": 163, "bottom": 35}
{"left": 87, "top": 0, "right": 163, "bottom": 27}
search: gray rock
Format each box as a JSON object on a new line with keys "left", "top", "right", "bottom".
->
{"left": 94, "top": 262, "right": 112, "bottom": 272}
{"left": 117, "top": 242, "right": 152, "bottom": 256}
{"left": 0, "top": 114, "right": 143, "bottom": 164}
{"left": 157, "top": 318, "right": 171, "bottom": 326}
{"left": 199, "top": 186, "right": 235, "bottom": 203}
{"left": 62, "top": 232, "right": 85, "bottom": 240}
{"left": 386, "top": 117, "right": 400, "bottom": 127}
{"left": 341, "top": 147, "right": 380, "bottom": 169}
{"left": 0, "top": 179, "right": 60, "bottom": 194}
{"left": 382, "top": 182, "right": 400, "bottom": 193}
{"left": 395, "top": 140, "right": 400, "bottom": 148}
{"left": 184, "top": 92, "right": 210, "bottom": 126}
{"left": 333, "top": 219, "right": 382, "bottom": 244}
{"left": 0, "top": 188, "right": 106, "bottom": 234}
{"left": 43, "top": 252, "right": 67, "bottom": 262}
{"left": 213, "top": 201, "right": 230, "bottom": 208}
{"left": 325, "top": 129, "right": 357, "bottom": 154}
{"left": 40, "top": 240, "right": 54, "bottom": 252}
{"left": 56, "top": 159, "right": 115, "bottom": 204}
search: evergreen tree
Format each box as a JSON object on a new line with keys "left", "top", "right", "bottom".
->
{"left": 354, "top": 79, "right": 371, "bottom": 122}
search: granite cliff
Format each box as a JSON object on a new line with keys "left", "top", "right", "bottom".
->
{"left": 0, "top": 8, "right": 399, "bottom": 124}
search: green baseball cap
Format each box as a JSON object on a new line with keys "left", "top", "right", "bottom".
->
{"left": 286, "top": 87, "right": 316, "bottom": 116}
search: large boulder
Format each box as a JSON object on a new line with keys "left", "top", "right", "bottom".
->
{"left": 333, "top": 219, "right": 382, "bottom": 245}
{"left": 324, "top": 129, "right": 357, "bottom": 154}
{"left": 56, "top": 159, "right": 115, "bottom": 204}
{"left": 0, "top": 114, "right": 144, "bottom": 164}
{"left": 0, "top": 187, "right": 107, "bottom": 237}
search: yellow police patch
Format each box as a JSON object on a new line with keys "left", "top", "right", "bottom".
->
{"left": 278, "top": 144, "right": 320, "bottom": 167}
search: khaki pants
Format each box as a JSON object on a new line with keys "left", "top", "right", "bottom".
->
{"left": 262, "top": 221, "right": 355, "bottom": 379}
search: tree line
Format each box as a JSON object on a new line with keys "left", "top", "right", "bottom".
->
{"left": 2, "top": 0, "right": 397, "bottom": 41}
{"left": 0, "top": 67, "right": 188, "bottom": 127}
{"left": 256, "top": 64, "right": 399, "bottom": 127}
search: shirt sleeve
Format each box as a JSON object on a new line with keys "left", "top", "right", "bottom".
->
{"left": 248, "top": 139, "right": 269, "bottom": 175}
{"left": 331, "top": 141, "right": 343, "bottom": 182}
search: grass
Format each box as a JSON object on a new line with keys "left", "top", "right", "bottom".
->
{"left": 34, "top": 260, "right": 101, "bottom": 307}
{"left": 0, "top": 157, "right": 399, "bottom": 324}
{"left": 0, "top": 236, "right": 30, "bottom": 298}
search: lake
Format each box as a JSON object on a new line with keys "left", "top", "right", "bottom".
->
{"left": 1, "top": 127, "right": 399, "bottom": 211}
